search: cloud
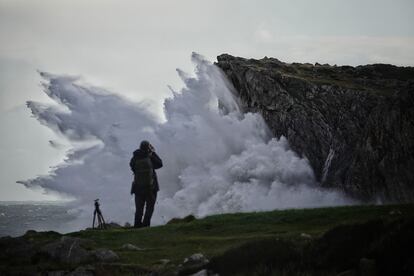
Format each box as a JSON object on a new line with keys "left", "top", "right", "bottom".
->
{"left": 253, "top": 26, "right": 414, "bottom": 65}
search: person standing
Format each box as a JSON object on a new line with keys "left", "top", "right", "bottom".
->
{"left": 129, "top": 140, "right": 163, "bottom": 228}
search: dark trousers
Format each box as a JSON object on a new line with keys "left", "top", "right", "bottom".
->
{"left": 134, "top": 190, "right": 157, "bottom": 227}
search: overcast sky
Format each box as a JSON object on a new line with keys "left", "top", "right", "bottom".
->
{"left": 1, "top": 0, "right": 413, "bottom": 201}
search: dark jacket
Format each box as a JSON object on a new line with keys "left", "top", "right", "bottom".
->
{"left": 130, "top": 149, "right": 163, "bottom": 193}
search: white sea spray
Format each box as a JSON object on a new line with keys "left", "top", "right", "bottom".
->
{"left": 21, "top": 53, "right": 353, "bottom": 229}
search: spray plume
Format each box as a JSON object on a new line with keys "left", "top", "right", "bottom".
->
{"left": 21, "top": 53, "right": 352, "bottom": 228}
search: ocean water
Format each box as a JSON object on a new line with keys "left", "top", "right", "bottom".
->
{"left": 0, "top": 201, "right": 79, "bottom": 237}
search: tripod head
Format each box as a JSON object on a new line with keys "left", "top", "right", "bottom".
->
{"left": 94, "top": 198, "right": 100, "bottom": 209}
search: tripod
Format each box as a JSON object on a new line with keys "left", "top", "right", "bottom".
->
{"left": 92, "top": 199, "right": 106, "bottom": 229}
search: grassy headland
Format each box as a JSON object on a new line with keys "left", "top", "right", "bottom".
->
{"left": 1, "top": 204, "right": 413, "bottom": 275}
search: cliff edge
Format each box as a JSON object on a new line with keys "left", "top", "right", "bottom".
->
{"left": 216, "top": 54, "right": 414, "bottom": 202}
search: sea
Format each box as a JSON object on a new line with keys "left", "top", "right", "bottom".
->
{"left": 0, "top": 201, "right": 80, "bottom": 237}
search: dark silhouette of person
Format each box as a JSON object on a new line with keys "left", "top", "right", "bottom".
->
{"left": 129, "top": 140, "right": 163, "bottom": 228}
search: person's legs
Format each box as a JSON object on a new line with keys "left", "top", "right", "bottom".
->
{"left": 142, "top": 190, "right": 157, "bottom": 227}
{"left": 134, "top": 192, "right": 146, "bottom": 228}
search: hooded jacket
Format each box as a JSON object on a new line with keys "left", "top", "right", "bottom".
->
{"left": 130, "top": 149, "right": 163, "bottom": 192}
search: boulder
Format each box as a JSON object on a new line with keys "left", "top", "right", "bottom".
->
{"left": 67, "top": 265, "right": 95, "bottom": 276}
{"left": 41, "top": 236, "right": 93, "bottom": 265}
{"left": 190, "top": 269, "right": 210, "bottom": 276}
{"left": 179, "top": 253, "right": 209, "bottom": 275}
{"left": 0, "top": 236, "right": 37, "bottom": 262}
{"left": 184, "top": 253, "right": 209, "bottom": 265}
{"left": 167, "top": 215, "right": 196, "bottom": 224}
{"left": 309, "top": 220, "right": 383, "bottom": 270}
{"left": 121, "top": 243, "right": 143, "bottom": 251}
{"left": 389, "top": 209, "right": 402, "bottom": 216}
{"left": 106, "top": 222, "right": 123, "bottom": 229}
{"left": 93, "top": 248, "right": 119, "bottom": 262}
{"left": 300, "top": 233, "right": 312, "bottom": 239}
{"left": 158, "top": 259, "right": 171, "bottom": 265}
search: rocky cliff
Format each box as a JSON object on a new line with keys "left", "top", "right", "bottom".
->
{"left": 216, "top": 54, "right": 414, "bottom": 202}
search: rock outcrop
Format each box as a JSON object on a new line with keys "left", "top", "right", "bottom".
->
{"left": 41, "top": 236, "right": 94, "bottom": 265}
{"left": 216, "top": 54, "right": 414, "bottom": 201}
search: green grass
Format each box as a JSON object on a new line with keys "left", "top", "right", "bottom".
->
{"left": 68, "top": 204, "right": 414, "bottom": 268}
{"left": 245, "top": 61, "right": 405, "bottom": 95}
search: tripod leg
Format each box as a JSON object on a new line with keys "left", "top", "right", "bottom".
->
{"left": 98, "top": 214, "right": 105, "bottom": 229}
{"left": 93, "top": 211, "right": 97, "bottom": 229}
{"left": 100, "top": 213, "right": 106, "bottom": 228}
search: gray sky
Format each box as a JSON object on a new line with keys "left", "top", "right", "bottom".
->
{"left": 1, "top": 0, "right": 413, "bottom": 201}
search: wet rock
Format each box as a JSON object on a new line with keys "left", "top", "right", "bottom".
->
{"left": 93, "top": 248, "right": 119, "bottom": 262}
{"left": 216, "top": 54, "right": 414, "bottom": 202}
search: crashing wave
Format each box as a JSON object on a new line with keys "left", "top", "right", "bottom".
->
{"left": 21, "top": 53, "right": 352, "bottom": 228}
